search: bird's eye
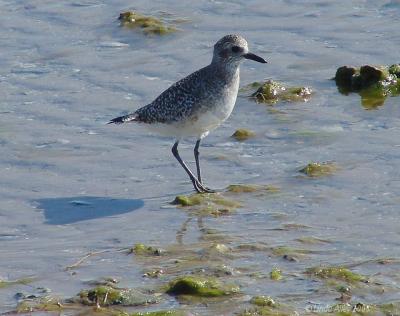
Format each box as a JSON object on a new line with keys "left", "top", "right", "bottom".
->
{"left": 231, "top": 46, "right": 241, "bottom": 53}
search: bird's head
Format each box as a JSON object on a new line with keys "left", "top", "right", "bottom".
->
{"left": 212, "top": 34, "right": 267, "bottom": 67}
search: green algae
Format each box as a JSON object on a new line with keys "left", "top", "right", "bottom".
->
{"left": 270, "top": 268, "right": 282, "bottom": 281}
{"left": 227, "top": 184, "right": 280, "bottom": 194}
{"left": 299, "top": 162, "right": 338, "bottom": 177}
{"left": 231, "top": 128, "right": 256, "bottom": 141}
{"left": 173, "top": 194, "right": 204, "bottom": 206}
{"left": 0, "top": 277, "right": 34, "bottom": 288}
{"left": 271, "top": 246, "right": 313, "bottom": 257}
{"left": 296, "top": 236, "right": 331, "bottom": 244}
{"left": 208, "top": 243, "right": 231, "bottom": 254}
{"left": 166, "top": 276, "right": 239, "bottom": 297}
{"left": 306, "top": 266, "right": 367, "bottom": 283}
{"left": 143, "top": 268, "right": 164, "bottom": 278}
{"left": 130, "top": 243, "right": 163, "bottom": 256}
{"left": 335, "top": 64, "right": 400, "bottom": 108}
{"left": 78, "top": 286, "right": 158, "bottom": 306}
{"left": 280, "top": 223, "right": 311, "bottom": 230}
{"left": 131, "top": 311, "right": 186, "bottom": 316}
{"left": 378, "top": 302, "right": 400, "bottom": 315}
{"left": 16, "top": 296, "right": 63, "bottom": 313}
{"left": 173, "top": 193, "right": 240, "bottom": 207}
{"left": 172, "top": 193, "right": 241, "bottom": 217}
{"left": 250, "top": 296, "right": 276, "bottom": 307}
{"left": 389, "top": 63, "right": 400, "bottom": 76}
{"left": 239, "top": 81, "right": 264, "bottom": 93}
{"left": 247, "top": 80, "right": 313, "bottom": 104}
{"left": 119, "top": 11, "right": 177, "bottom": 35}
{"left": 238, "top": 307, "right": 291, "bottom": 316}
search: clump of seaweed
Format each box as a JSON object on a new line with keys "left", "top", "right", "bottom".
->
{"left": 16, "top": 296, "right": 63, "bottom": 313}
{"left": 242, "top": 80, "right": 313, "bottom": 104}
{"left": 250, "top": 296, "right": 276, "bottom": 307}
{"left": 166, "top": 275, "right": 239, "bottom": 297}
{"left": 306, "top": 266, "right": 367, "bottom": 284}
{"left": 130, "top": 243, "right": 163, "bottom": 256}
{"left": 119, "top": 11, "right": 177, "bottom": 35}
{"left": 231, "top": 128, "right": 256, "bottom": 141}
{"left": 334, "top": 64, "right": 400, "bottom": 109}
{"left": 299, "top": 162, "right": 338, "bottom": 177}
{"left": 238, "top": 301, "right": 294, "bottom": 316}
{"left": 78, "top": 285, "right": 158, "bottom": 306}
{"left": 270, "top": 268, "right": 282, "bottom": 281}
{"left": 172, "top": 193, "right": 241, "bottom": 217}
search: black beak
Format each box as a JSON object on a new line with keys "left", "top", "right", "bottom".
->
{"left": 243, "top": 52, "right": 267, "bottom": 63}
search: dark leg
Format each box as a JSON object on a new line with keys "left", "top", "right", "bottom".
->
{"left": 194, "top": 139, "right": 202, "bottom": 183}
{"left": 172, "top": 141, "right": 214, "bottom": 193}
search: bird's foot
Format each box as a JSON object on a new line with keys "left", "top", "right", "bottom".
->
{"left": 192, "top": 180, "right": 217, "bottom": 193}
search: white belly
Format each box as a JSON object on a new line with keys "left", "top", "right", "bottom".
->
{"left": 143, "top": 74, "right": 240, "bottom": 139}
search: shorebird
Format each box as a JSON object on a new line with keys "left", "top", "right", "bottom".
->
{"left": 109, "top": 34, "right": 267, "bottom": 193}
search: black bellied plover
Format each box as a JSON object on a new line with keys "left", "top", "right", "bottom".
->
{"left": 109, "top": 34, "right": 267, "bottom": 193}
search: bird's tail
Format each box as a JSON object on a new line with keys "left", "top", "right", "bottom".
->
{"left": 108, "top": 113, "right": 138, "bottom": 124}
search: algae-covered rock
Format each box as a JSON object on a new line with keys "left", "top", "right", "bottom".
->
{"left": 227, "top": 184, "right": 279, "bottom": 194}
{"left": 299, "top": 162, "right": 338, "bottom": 177}
{"left": 389, "top": 64, "right": 400, "bottom": 77}
{"left": 166, "top": 276, "right": 239, "bottom": 297}
{"left": 231, "top": 129, "right": 256, "bottom": 141}
{"left": 251, "top": 80, "right": 286, "bottom": 103}
{"left": 306, "top": 266, "right": 366, "bottom": 283}
{"left": 270, "top": 268, "right": 282, "bottom": 281}
{"left": 173, "top": 194, "right": 204, "bottom": 206}
{"left": 78, "top": 286, "right": 158, "bottom": 306}
{"left": 247, "top": 80, "right": 313, "bottom": 104}
{"left": 173, "top": 193, "right": 241, "bottom": 209}
{"left": 250, "top": 296, "right": 276, "bottom": 307}
{"left": 119, "top": 11, "right": 177, "bottom": 35}
{"left": 334, "top": 64, "right": 400, "bottom": 108}
{"left": 131, "top": 243, "right": 163, "bottom": 256}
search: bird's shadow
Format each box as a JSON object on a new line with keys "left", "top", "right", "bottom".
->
{"left": 35, "top": 196, "right": 144, "bottom": 225}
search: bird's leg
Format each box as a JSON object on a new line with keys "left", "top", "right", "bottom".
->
{"left": 193, "top": 139, "right": 215, "bottom": 193}
{"left": 172, "top": 141, "right": 213, "bottom": 193}
{"left": 194, "top": 139, "right": 202, "bottom": 183}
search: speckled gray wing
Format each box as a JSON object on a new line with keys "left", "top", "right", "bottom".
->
{"left": 134, "top": 66, "right": 214, "bottom": 124}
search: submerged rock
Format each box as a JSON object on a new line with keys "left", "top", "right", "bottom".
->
{"left": 119, "top": 11, "right": 177, "bottom": 35}
{"left": 231, "top": 128, "right": 256, "bottom": 141}
{"left": 306, "top": 266, "right": 366, "bottom": 283}
{"left": 334, "top": 64, "right": 400, "bottom": 108}
{"left": 299, "top": 162, "right": 338, "bottom": 177}
{"left": 78, "top": 286, "right": 158, "bottom": 306}
{"left": 166, "top": 276, "right": 239, "bottom": 297}
{"left": 244, "top": 80, "right": 313, "bottom": 104}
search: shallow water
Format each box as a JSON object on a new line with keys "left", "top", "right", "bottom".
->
{"left": 1, "top": 0, "right": 400, "bottom": 314}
